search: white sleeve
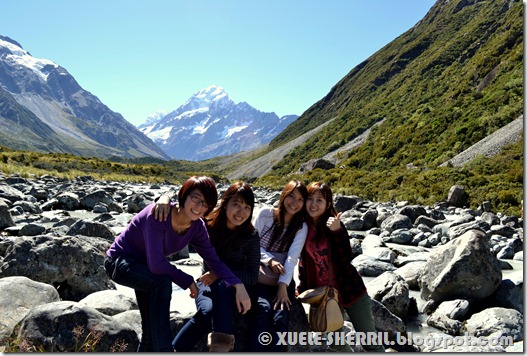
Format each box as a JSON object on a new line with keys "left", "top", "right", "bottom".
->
{"left": 278, "top": 222, "right": 308, "bottom": 286}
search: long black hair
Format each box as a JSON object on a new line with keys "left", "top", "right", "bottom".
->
{"left": 207, "top": 181, "right": 255, "bottom": 232}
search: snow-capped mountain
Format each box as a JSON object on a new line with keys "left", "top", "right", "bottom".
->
{"left": 0, "top": 35, "right": 168, "bottom": 159}
{"left": 139, "top": 86, "right": 298, "bottom": 161}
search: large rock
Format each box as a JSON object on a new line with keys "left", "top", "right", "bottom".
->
{"left": 0, "top": 276, "right": 60, "bottom": 342}
{"left": 419, "top": 230, "right": 502, "bottom": 304}
{"left": 381, "top": 214, "right": 413, "bottom": 233}
{"left": 0, "top": 235, "right": 114, "bottom": 301}
{"left": 367, "top": 271, "right": 411, "bottom": 320}
{"left": 352, "top": 254, "right": 396, "bottom": 277}
{"left": 0, "top": 199, "right": 15, "bottom": 230}
{"left": 446, "top": 185, "right": 468, "bottom": 207}
{"left": 425, "top": 299, "right": 469, "bottom": 335}
{"left": 12, "top": 301, "right": 138, "bottom": 352}
{"left": 78, "top": 290, "right": 138, "bottom": 316}
{"left": 490, "top": 271, "right": 523, "bottom": 314}
{"left": 463, "top": 307, "right": 523, "bottom": 342}
{"left": 80, "top": 190, "right": 115, "bottom": 210}
{"left": 66, "top": 219, "right": 116, "bottom": 241}
{"left": 0, "top": 184, "right": 25, "bottom": 203}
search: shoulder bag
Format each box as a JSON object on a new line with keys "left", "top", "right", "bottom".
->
{"left": 297, "top": 241, "right": 344, "bottom": 332}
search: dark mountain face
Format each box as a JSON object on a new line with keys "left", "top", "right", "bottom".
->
{"left": 0, "top": 35, "right": 169, "bottom": 160}
{"left": 139, "top": 86, "right": 298, "bottom": 161}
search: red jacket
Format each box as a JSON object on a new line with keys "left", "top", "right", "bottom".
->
{"left": 297, "top": 223, "right": 366, "bottom": 307}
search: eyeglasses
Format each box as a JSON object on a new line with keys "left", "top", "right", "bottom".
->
{"left": 189, "top": 194, "right": 209, "bottom": 209}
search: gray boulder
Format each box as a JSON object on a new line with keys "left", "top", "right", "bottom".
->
{"left": 426, "top": 299, "right": 469, "bottom": 335}
{"left": 463, "top": 307, "right": 523, "bottom": 342}
{"left": 446, "top": 185, "right": 468, "bottom": 207}
{"left": 78, "top": 290, "right": 138, "bottom": 316}
{"left": 367, "top": 271, "right": 411, "bottom": 320}
{"left": 352, "top": 254, "right": 396, "bottom": 277}
{"left": 80, "top": 190, "right": 115, "bottom": 210}
{"left": 394, "top": 261, "right": 426, "bottom": 290}
{"left": 490, "top": 271, "right": 523, "bottom": 313}
{"left": 0, "top": 199, "right": 15, "bottom": 229}
{"left": 420, "top": 229, "right": 502, "bottom": 304}
{"left": 0, "top": 276, "right": 60, "bottom": 342}
{"left": 56, "top": 192, "right": 80, "bottom": 210}
{"left": 381, "top": 214, "right": 412, "bottom": 233}
{"left": 0, "top": 234, "right": 114, "bottom": 301}
{"left": 12, "top": 300, "right": 138, "bottom": 352}
{"left": 66, "top": 219, "right": 116, "bottom": 241}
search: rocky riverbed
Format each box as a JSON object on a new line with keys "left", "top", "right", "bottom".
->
{"left": 0, "top": 174, "right": 523, "bottom": 352}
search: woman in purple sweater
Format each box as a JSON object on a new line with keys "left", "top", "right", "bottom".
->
{"left": 104, "top": 176, "right": 251, "bottom": 352}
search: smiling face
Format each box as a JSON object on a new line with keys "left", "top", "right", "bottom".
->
{"left": 306, "top": 190, "right": 327, "bottom": 224}
{"left": 283, "top": 187, "right": 305, "bottom": 219}
{"left": 183, "top": 189, "right": 209, "bottom": 221}
{"left": 225, "top": 193, "right": 252, "bottom": 230}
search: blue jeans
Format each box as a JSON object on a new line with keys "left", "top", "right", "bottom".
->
{"left": 172, "top": 279, "right": 238, "bottom": 351}
{"left": 247, "top": 282, "right": 296, "bottom": 352}
{"left": 104, "top": 256, "right": 173, "bottom": 352}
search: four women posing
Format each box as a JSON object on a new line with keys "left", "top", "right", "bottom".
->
{"left": 105, "top": 176, "right": 383, "bottom": 352}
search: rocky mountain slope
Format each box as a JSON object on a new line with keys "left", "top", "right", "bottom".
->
{"left": 0, "top": 35, "right": 168, "bottom": 159}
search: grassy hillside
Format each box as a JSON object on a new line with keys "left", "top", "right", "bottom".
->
{"left": 268, "top": 0, "right": 522, "bottom": 172}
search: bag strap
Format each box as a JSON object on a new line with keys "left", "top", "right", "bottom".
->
{"left": 327, "top": 232, "right": 334, "bottom": 289}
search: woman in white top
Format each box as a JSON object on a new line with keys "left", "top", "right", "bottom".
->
{"left": 247, "top": 180, "right": 308, "bottom": 352}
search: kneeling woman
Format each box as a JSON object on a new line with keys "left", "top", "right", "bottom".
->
{"left": 104, "top": 176, "right": 251, "bottom": 352}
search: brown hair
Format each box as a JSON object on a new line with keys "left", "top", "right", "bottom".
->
{"left": 267, "top": 180, "right": 307, "bottom": 251}
{"left": 178, "top": 176, "right": 218, "bottom": 216}
{"left": 306, "top": 182, "right": 338, "bottom": 235}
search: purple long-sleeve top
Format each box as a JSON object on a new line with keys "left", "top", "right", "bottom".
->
{"left": 106, "top": 202, "right": 242, "bottom": 290}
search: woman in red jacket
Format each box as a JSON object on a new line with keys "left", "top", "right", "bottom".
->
{"left": 297, "top": 182, "right": 384, "bottom": 352}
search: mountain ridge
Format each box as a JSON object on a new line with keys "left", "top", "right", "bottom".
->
{"left": 138, "top": 85, "right": 298, "bottom": 161}
{"left": 0, "top": 35, "right": 169, "bottom": 160}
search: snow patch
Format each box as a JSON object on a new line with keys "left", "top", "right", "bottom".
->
{"left": 0, "top": 38, "right": 58, "bottom": 81}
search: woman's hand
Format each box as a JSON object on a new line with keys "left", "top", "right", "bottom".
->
{"left": 326, "top": 212, "right": 343, "bottom": 232}
{"left": 233, "top": 283, "right": 251, "bottom": 315}
{"left": 188, "top": 281, "right": 199, "bottom": 299}
{"left": 152, "top": 194, "right": 171, "bottom": 221}
{"left": 273, "top": 282, "right": 291, "bottom": 311}
{"left": 199, "top": 271, "right": 218, "bottom": 286}
{"left": 269, "top": 258, "right": 286, "bottom": 275}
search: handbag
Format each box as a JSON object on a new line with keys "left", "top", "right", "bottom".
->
{"left": 297, "top": 286, "right": 327, "bottom": 304}
{"left": 307, "top": 286, "right": 344, "bottom": 332}
{"left": 257, "top": 251, "right": 288, "bottom": 286}
{"left": 298, "top": 241, "right": 344, "bottom": 332}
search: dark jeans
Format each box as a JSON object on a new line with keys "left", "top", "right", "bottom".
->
{"left": 246, "top": 282, "right": 296, "bottom": 352}
{"left": 173, "top": 279, "right": 237, "bottom": 351}
{"left": 104, "top": 255, "right": 173, "bottom": 352}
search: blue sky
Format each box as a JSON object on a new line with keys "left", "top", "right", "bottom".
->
{"left": 2, "top": 0, "right": 436, "bottom": 126}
